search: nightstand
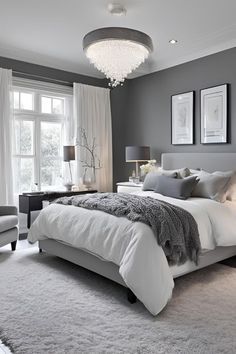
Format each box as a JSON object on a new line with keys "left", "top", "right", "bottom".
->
{"left": 116, "top": 182, "right": 143, "bottom": 193}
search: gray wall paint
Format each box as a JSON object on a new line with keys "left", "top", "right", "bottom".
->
{"left": 114, "top": 48, "right": 236, "bottom": 181}
{"left": 1, "top": 50, "right": 236, "bottom": 190}
{"left": 0, "top": 56, "right": 106, "bottom": 87}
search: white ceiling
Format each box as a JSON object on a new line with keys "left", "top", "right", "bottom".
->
{"left": 0, "top": 0, "right": 236, "bottom": 79}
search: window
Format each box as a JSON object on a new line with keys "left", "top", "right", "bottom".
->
{"left": 41, "top": 96, "right": 64, "bottom": 114}
{"left": 13, "top": 86, "right": 72, "bottom": 193}
{"left": 40, "top": 121, "right": 62, "bottom": 189}
{"left": 13, "top": 91, "right": 34, "bottom": 111}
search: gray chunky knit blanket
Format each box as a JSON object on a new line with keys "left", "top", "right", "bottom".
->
{"left": 54, "top": 193, "right": 201, "bottom": 265}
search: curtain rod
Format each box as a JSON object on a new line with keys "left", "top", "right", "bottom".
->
{"left": 12, "top": 70, "right": 73, "bottom": 87}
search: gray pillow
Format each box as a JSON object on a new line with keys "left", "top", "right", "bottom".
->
{"left": 154, "top": 175, "right": 199, "bottom": 200}
{"left": 191, "top": 171, "right": 231, "bottom": 202}
{"left": 142, "top": 171, "right": 177, "bottom": 191}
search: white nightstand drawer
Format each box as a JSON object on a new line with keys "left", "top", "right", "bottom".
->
{"left": 117, "top": 182, "right": 143, "bottom": 193}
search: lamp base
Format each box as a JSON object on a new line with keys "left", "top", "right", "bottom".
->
{"left": 64, "top": 182, "right": 74, "bottom": 191}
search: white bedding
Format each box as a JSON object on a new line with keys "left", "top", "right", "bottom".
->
{"left": 28, "top": 191, "right": 236, "bottom": 315}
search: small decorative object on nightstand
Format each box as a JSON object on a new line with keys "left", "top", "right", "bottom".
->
{"left": 117, "top": 182, "right": 143, "bottom": 193}
{"left": 125, "top": 146, "right": 150, "bottom": 182}
{"left": 140, "top": 159, "right": 157, "bottom": 180}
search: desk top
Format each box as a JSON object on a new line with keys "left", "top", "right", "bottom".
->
{"left": 20, "top": 190, "right": 97, "bottom": 200}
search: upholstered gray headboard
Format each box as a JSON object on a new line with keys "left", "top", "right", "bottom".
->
{"left": 162, "top": 153, "right": 236, "bottom": 172}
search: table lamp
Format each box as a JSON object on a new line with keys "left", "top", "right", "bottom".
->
{"left": 125, "top": 146, "right": 150, "bottom": 181}
{"left": 63, "top": 145, "right": 75, "bottom": 190}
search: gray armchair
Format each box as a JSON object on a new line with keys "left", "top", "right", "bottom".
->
{"left": 0, "top": 206, "right": 18, "bottom": 251}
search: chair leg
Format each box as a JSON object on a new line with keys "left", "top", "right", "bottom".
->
{"left": 11, "top": 241, "right": 17, "bottom": 251}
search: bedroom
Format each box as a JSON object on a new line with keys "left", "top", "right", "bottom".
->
{"left": 0, "top": 0, "right": 236, "bottom": 353}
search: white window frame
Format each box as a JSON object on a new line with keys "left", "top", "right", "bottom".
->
{"left": 13, "top": 79, "right": 73, "bottom": 192}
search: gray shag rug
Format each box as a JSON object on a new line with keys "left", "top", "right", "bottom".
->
{"left": 0, "top": 248, "right": 236, "bottom": 354}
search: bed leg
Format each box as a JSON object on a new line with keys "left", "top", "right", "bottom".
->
{"left": 39, "top": 248, "right": 42, "bottom": 253}
{"left": 127, "top": 288, "right": 137, "bottom": 304}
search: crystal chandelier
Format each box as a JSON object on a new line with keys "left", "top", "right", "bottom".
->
{"left": 83, "top": 27, "right": 153, "bottom": 88}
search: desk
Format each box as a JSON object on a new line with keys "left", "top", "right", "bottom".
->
{"left": 19, "top": 190, "right": 97, "bottom": 229}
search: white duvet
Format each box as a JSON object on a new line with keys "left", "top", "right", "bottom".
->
{"left": 28, "top": 191, "right": 236, "bottom": 315}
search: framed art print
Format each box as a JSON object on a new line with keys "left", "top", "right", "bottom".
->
{"left": 200, "top": 84, "right": 228, "bottom": 144}
{"left": 171, "top": 91, "right": 194, "bottom": 145}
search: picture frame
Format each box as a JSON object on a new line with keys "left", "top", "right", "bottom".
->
{"left": 200, "top": 84, "right": 228, "bottom": 144}
{"left": 171, "top": 91, "right": 194, "bottom": 145}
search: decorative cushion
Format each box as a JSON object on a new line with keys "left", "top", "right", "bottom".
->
{"left": 0, "top": 215, "right": 18, "bottom": 233}
{"left": 142, "top": 171, "right": 177, "bottom": 191}
{"left": 0, "top": 206, "right": 17, "bottom": 216}
{"left": 154, "top": 175, "right": 199, "bottom": 200}
{"left": 191, "top": 171, "right": 231, "bottom": 203}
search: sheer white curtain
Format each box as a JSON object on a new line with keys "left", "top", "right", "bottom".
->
{"left": 0, "top": 68, "right": 13, "bottom": 205}
{"left": 73, "top": 83, "right": 113, "bottom": 192}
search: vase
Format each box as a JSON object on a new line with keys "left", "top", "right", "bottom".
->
{"left": 83, "top": 168, "right": 96, "bottom": 190}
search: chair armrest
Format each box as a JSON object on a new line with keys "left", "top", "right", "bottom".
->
{"left": 0, "top": 206, "right": 18, "bottom": 216}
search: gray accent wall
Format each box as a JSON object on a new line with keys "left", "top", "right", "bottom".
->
{"left": 0, "top": 56, "right": 106, "bottom": 87}
{"left": 1, "top": 49, "right": 236, "bottom": 189}
{"left": 112, "top": 47, "right": 236, "bottom": 182}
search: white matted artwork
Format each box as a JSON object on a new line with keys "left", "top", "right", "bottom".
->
{"left": 171, "top": 91, "right": 194, "bottom": 145}
{"left": 201, "top": 84, "right": 228, "bottom": 144}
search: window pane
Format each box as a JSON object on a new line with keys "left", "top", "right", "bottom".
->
{"left": 20, "top": 92, "right": 33, "bottom": 110}
{"left": 52, "top": 98, "right": 64, "bottom": 114}
{"left": 13, "top": 158, "right": 34, "bottom": 193}
{"left": 41, "top": 96, "right": 52, "bottom": 113}
{"left": 14, "top": 91, "right": 20, "bottom": 109}
{"left": 41, "top": 158, "right": 62, "bottom": 190}
{"left": 41, "top": 122, "right": 61, "bottom": 156}
{"left": 15, "top": 120, "right": 34, "bottom": 155}
{"left": 41, "top": 122, "right": 62, "bottom": 189}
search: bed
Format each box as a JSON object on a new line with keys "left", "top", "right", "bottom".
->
{"left": 28, "top": 152, "right": 236, "bottom": 315}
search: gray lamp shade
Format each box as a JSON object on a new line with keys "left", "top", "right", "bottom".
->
{"left": 63, "top": 146, "right": 75, "bottom": 161}
{"left": 125, "top": 146, "right": 150, "bottom": 162}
